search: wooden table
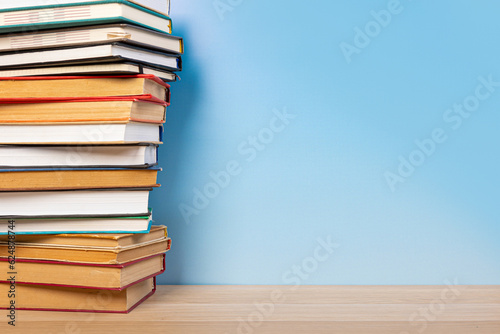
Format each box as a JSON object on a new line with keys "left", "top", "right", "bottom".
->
{"left": 2, "top": 285, "right": 500, "bottom": 333}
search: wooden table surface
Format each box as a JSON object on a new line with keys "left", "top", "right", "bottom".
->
{"left": 2, "top": 285, "right": 500, "bottom": 333}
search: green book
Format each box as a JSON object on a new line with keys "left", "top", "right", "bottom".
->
{"left": 0, "top": 0, "right": 172, "bottom": 35}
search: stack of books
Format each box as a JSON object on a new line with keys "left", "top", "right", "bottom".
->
{"left": 0, "top": 0, "right": 182, "bottom": 313}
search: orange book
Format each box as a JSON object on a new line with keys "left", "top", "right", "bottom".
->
{"left": 0, "top": 254, "right": 166, "bottom": 289}
{"left": 0, "top": 225, "right": 171, "bottom": 264}
{"left": 0, "top": 277, "right": 157, "bottom": 313}
{"left": 0, "top": 97, "right": 166, "bottom": 124}
{"left": 0, "top": 75, "right": 170, "bottom": 102}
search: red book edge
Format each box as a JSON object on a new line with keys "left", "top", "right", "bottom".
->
{"left": 0, "top": 277, "right": 157, "bottom": 313}
{"left": 0, "top": 94, "right": 169, "bottom": 106}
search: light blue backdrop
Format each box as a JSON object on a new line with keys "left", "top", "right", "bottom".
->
{"left": 151, "top": 0, "right": 500, "bottom": 285}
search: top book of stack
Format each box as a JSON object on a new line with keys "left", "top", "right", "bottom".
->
{"left": 0, "top": 0, "right": 172, "bottom": 34}
{"left": 0, "top": 0, "right": 171, "bottom": 16}
{"left": 0, "top": 0, "right": 182, "bottom": 80}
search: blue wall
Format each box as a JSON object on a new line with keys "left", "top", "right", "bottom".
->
{"left": 152, "top": 0, "right": 500, "bottom": 285}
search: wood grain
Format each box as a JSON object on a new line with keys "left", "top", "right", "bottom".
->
{"left": 2, "top": 285, "right": 499, "bottom": 333}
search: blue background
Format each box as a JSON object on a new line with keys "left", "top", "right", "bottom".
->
{"left": 150, "top": 0, "right": 500, "bottom": 284}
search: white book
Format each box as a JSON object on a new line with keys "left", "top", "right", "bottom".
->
{"left": 0, "top": 1, "right": 172, "bottom": 34}
{"left": 0, "top": 63, "right": 177, "bottom": 82}
{"left": 0, "top": 43, "right": 181, "bottom": 71}
{"left": 0, "top": 189, "right": 151, "bottom": 217}
{"left": 0, "top": 24, "right": 183, "bottom": 53}
{"left": 0, "top": 144, "right": 157, "bottom": 168}
{"left": 0, "top": 122, "right": 162, "bottom": 144}
{"left": 0, "top": 0, "right": 170, "bottom": 16}
{"left": 0, "top": 215, "right": 153, "bottom": 235}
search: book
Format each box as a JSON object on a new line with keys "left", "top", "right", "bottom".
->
{"left": 0, "top": 226, "right": 171, "bottom": 264}
{"left": 0, "top": 277, "right": 157, "bottom": 313}
{"left": 0, "top": 0, "right": 171, "bottom": 16}
{"left": 0, "top": 0, "right": 172, "bottom": 34}
{"left": 0, "top": 75, "right": 169, "bottom": 101}
{"left": 0, "top": 42, "right": 182, "bottom": 71}
{"left": 0, "top": 63, "right": 178, "bottom": 82}
{"left": 0, "top": 167, "right": 160, "bottom": 191}
{"left": 0, "top": 122, "right": 162, "bottom": 144}
{"left": 0, "top": 144, "right": 158, "bottom": 168}
{"left": 0, "top": 238, "right": 171, "bottom": 263}
{"left": 0, "top": 224, "right": 167, "bottom": 246}
{"left": 0, "top": 253, "right": 165, "bottom": 289}
{"left": 0, "top": 24, "right": 183, "bottom": 54}
{"left": 0, "top": 188, "right": 153, "bottom": 218}
{"left": 0, "top": 214, "right": 153, "bottom": 235}
{"left": 0, "top": 98, "right": 167, "bottom": 124}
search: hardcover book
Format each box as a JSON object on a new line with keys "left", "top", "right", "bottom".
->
{"left": 0, "top": 122, "right": 163, "bottom": 144}
{"left": 0, "top": 144, "right": 158, "bottom": 168}
{"left": 0, "top": 253, "right": 166, "bottom": 289}
{"left": 0, "top": 0, "right": 171, "bottom": 16}
{"left": 0, "top": 98, "right": 167, "bottom": 124}
{"left": 0, "top": 0, "right": 172, "bottom": 34}
{"left": 0, "top": 188, "right": 153, "bottom": 217}
{"left": 0, "top": 24, "right": 183, "bottom": 54}
{"left": 0, "top": 277, "right": 157, "bottom": 313}
{"left": 0, "top": 225, "right": 171, "bottom": 264}
{"left": 0, "top": 224, "right": 166, "bottom": 246}
{"left": 0, "top": 75, "right": 170, "bottom": 101}
{"left": 0, "top": 63, "right": 178, "bottom": 82}
{"left": 0, "top": 167, "right": 160, "bottom": 191}
{"left": 0, "top": 213, "right": 153, "bottom": 235}
{"left": 0, "top": 43, "right": 182, "bottom": 71}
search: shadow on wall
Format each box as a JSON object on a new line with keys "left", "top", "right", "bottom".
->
{"left": 153, "top": 25, "right": 202, "bottom": 284}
